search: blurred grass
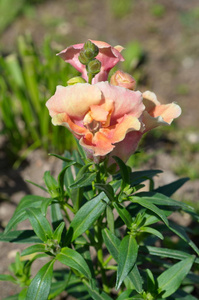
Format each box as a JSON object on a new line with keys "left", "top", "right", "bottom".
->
{"left": 0, "top": 34, "right": 78, "bottom": 167}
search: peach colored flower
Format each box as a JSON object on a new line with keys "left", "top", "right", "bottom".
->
{"left": 110, "top": 70, "right": 136, "bottom": 90}
{"left": 46, "top": 82, "right": 144, "bottom": 162}
{"left": 57, "top": 40, "right": 124, "bottom": 84}
{"left": 110, "top": 91, "right": 182, "bottom": 162}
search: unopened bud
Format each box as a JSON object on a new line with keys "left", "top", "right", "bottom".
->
{"left": 78, "top": 50, "right": 90, "bottom": 65}
{"left": 84, "top": 40, "right": 99, "bottom": 58}
{"left": 87, "top": 59, "right": 101, "bottom": 75}
{"left": 67, "top": 76, "right": 87, "bottom": 85}
{"left": 110, "top": 70, "right": 136, "bottom": 90}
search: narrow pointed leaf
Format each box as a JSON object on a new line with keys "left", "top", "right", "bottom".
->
{"left": 0, "top": 274, "right": 17, "bottom": 284}
{"left": 66, "top": 192, "right": 108, "bottom": 242}
{"left": 0, "top": 230, "right": 42, "bottom": 243}
{"left": 56, "top": 247, "right": 91, "bottom": 279}
{"left": 106, "top": 205, "right": 115, "bottom": 233}
{"left": 70, "top": 172, "right": 96, "bottom": 189}
{"left": 53, "top": 222, "right": 65, "bottom": 244}
{"left": 26, "top": 208, "right": 53, "bottom": 242}
{"left": 26, "top": 259, "right": 55, "bottom": 300}
{"left": 83, "top": 279, "right": 112, "bottom": 300}
{"left": 154, "top": 177, "right": 189, "bottom": 196}
{"left": 95, "top": 183, "right": 115, "bottom": 202}
{"left": 169, "top": 222, "right": 199, "bottom": 255}
{"left": 116, "top": 235, "right": 138, "bottom": 289}
{"left": 113, "top": 156, "right": 130, "bottom": 185}
{"left": 50, "top": 202, "right": 64, "bottom": 230}
{"left": 157, "top": 256, "right": 195, "bottom": 298}
{"left": 140, "top": 245, "right": 199, "bottom": 264}
{"left": 113, "top": 202, "right": 132, "bottom": 228}
{"left": 102, "top": 229, "right": 143, "bottom": 293}
{"left": 131, "top": 197, "right": 169, "bottom": 226}
{"left": 140, "top": 226, "right": 163, "bottom": 240}
{"left": 21, "top": 244, "right": 46, "bottom": 256}
{"left": 4, "top": 195, "right": 50, "bottom": 233}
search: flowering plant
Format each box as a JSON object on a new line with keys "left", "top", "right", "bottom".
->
{"left": 0, "top": 40, "right": 198, "bottom": 300}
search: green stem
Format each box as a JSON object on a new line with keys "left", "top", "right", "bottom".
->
{"left": 62, "top": 204, "right": 71, "bottom": 223}
{"left": 95, "top": 219, "right": 110, "bottom": 294}
{"left": 88, "top": 72, "right": 93, "bottom": 84}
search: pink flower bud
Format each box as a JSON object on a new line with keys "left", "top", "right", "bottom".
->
{"left": 110, "top": 70, "right": 136, "bottom": 90}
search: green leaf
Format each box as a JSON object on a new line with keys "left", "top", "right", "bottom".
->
{"left": 53, "top": 222, "right": 65, "bottom": 244}
{"left": 116, "top": 289, "right": 134, "bottom": 300}
{"left": 49, "top": 153, "right": 82, "bottom": 168}
{"left": 70, "top": 172, "right": 96, "bottom": 189}
{"left": 50, "top": 202, "right": 64, "bottom": 230}
{"left": 131, "top": 197, "right": 169, "bottom": 226}
{"left": 0, "top": 274, "right": 17, "bottom": 284}
{"left": 83, "top": 279, "right": 112, "bottom": 300}
{"left": 106, "top": 205, "right": 115, "bottom": 233}
{"left": 102, "top": 228, "right": 120, "bottom": 260}
{"left": 102, "top": 229, "right": 143, "bottom": 293}
{"left": 4, "top": 195, "right": 50, "bottom": 233}
{"left": 0, "top": 230, "right": 42, "bottom": 243}
{"left": 26, "top": 180, "right": 48, "bottom": 192}
{"left": 66, "top": 192, "right": 108, "bottom": 242}
{"left": 169, "top": 222, "right": 199, "bottom": 256}
{"left": 130, "top": 170, "right": 163, "bottom": 186}
{"left": 113, "top": 202, "right": 132, "bottom": 228}
{"left": 56, "top": 247, "right": 91, "bottom": 279}
{"left": 75, "top": 138, "right": 87, "bottom": 161}
{"left": 157, "top": 256, "right": 195, "bottom": 298}
{"left": 140, "top": 226, "right": 163, "bottom": 240}
{"left": 43, "top": 171, "right": 59, "bottom": 196}
{"left": 58, "top": 162, "right": 76, "bottom": 192}
{"left": 134, "top": 192, "right": 194, "bottom": 211}
{"left": 113, "top": 156, "right": 130, "bottom": 185}
{"left": 116, "top": 235, "right": 138, "bottom": 289}
{"left": 140, "top": 245, "right": 199, "bottom": 264}
{"left": 18, "top": 288, "right": 27, "bottom": 300}
{"left": 21, "top": 244, "right": 46, "bottom": 256}
{"left": 95, "top": 183, "right": 115, "bottom": 202}
{"left": 26, "top": 259, "right": 55, "bottom": 300}
{"left": 26, "top": 208, "right": 53, "bottom": 242}
{"left": 154, "top": 177, "right": 189, "bottom": 196}
{"left": 124, "top": 265, "right": 143, "bottom": 294}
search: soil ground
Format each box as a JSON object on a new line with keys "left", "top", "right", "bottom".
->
{"left": 0, "top": 0, "right": 199, "bottom": 298}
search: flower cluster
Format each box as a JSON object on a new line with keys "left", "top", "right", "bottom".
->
{"left": 46, "top": 40, "right": 181, "bottom": 164}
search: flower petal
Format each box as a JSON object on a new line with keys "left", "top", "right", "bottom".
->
{"left": 95, "top": 82, "right": 144, "bottom": 120}
{"left": 46, "top": 84, "right": 102, "bottom": 119}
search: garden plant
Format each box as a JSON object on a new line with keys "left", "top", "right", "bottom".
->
{"left": 0, "top": 40, "right": 199, "bottom": 300}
